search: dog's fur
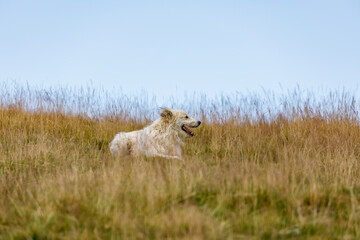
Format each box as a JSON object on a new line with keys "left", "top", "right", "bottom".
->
{"left": 109, "top": 108, "right": 201, "bottom": 159}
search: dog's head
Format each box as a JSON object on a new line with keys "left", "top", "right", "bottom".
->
{"left": 161, "top": 108, "right": 201, "bottom": 139}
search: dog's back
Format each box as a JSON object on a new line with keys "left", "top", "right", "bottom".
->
{"left": 110, "top": 131, "right": 140, "bottom": 157}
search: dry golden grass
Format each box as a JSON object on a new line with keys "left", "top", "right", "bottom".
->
{"left": 0, "top": 85, "right": 359, "bottom": 239}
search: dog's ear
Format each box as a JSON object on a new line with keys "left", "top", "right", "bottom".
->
{"left": 161, "top": 108, "right": 173, "bottom": 119}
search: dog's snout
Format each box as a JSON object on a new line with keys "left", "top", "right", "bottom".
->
{"left": 197, "top": 121, "right": 201, "bottom": 126}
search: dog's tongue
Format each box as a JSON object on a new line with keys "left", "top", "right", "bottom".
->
{"left": 183, "top": 126, "right": 194, "bottom": 136}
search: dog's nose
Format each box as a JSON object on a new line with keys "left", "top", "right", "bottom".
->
{"left": 197, "top": 121, "right": 202, "bottom": 126}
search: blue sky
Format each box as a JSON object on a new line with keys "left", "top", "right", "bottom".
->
{"left": 0, "top": 1, "right": 359, "bottom": 101}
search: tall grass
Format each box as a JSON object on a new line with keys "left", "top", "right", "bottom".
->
{"left": 0, "top": 83, "right": 359, "bottom": 239}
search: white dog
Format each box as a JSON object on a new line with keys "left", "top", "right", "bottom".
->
{"left": 109, "top": 108, "right": 201, "bottom": 159}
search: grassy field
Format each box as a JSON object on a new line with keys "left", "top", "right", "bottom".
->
{"left": 0, "top": 85, "right": 359, "bottom": 239}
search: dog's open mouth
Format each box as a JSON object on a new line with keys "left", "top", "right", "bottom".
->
{"left": 181, "top": 125, "right": 195, "bottom": 137}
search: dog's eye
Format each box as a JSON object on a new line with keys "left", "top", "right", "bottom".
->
{"left": 185, "top": 116, "right": 189, "bottom": 119}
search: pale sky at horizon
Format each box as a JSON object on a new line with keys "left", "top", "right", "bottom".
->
{"left": 0, "top": 1, "right": 359, "bottom": 101}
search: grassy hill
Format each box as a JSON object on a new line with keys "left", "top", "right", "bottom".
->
{"left": 0, "top": 85, "right": 359, "bottom": 239}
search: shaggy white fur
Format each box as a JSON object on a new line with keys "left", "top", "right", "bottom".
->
{"left": 109, "top": 108, "right": 201, "bottom": 159}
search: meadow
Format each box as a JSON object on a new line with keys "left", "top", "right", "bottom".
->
{"left": 0, "top": 84, "right": 359, "bottom": 239}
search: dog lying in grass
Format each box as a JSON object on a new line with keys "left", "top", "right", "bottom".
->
{"left": 110, "top": 108, "right": 201, "bottom": 159}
